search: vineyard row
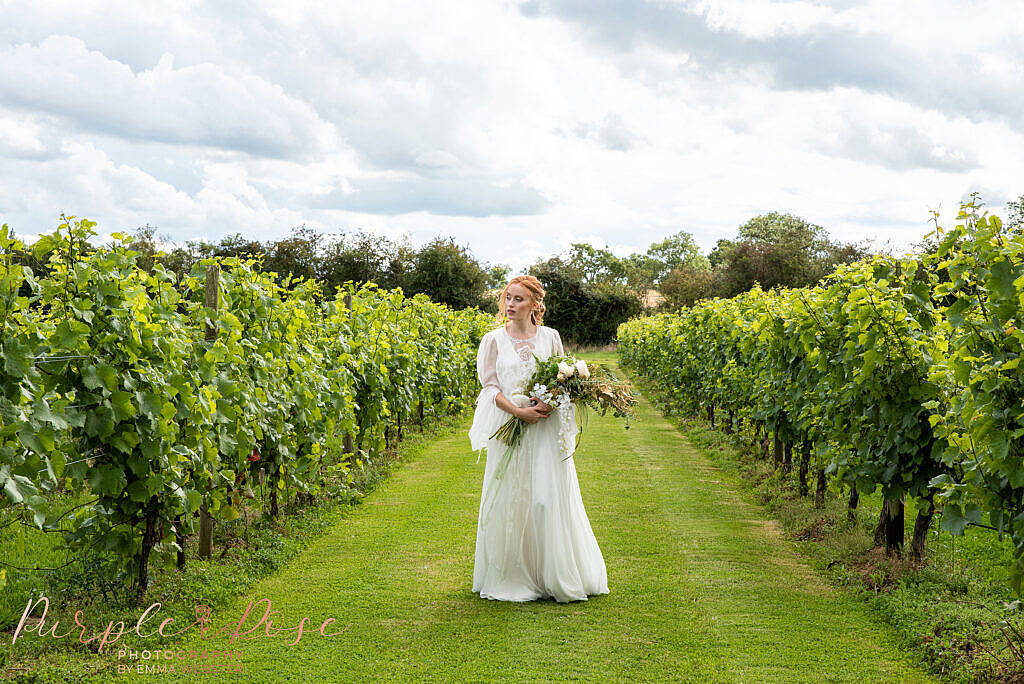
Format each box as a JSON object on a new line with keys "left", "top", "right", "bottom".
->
{"left": 0, "top": 217, "right": 493, "bottom": 598}
{"left": 618, "top": 198, "right": 1024, "bottom": 594}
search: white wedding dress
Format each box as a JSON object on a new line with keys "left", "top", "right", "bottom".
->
{"left": 469, "top": 324, "right": 609, "bottom": 603}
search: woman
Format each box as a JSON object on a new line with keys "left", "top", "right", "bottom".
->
{"left": 468, "top": 275, "right": 609, "bottom": 603}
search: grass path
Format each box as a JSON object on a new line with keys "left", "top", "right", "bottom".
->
{"left": 103, "top": 354, "right": 934, "bottom": 683}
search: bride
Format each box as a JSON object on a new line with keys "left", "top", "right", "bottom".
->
{"left": 469, "top": 275, "right": 609, "bottom": 603}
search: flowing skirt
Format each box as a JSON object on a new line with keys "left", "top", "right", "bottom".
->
{"left": 472, "top": 409, "right": 609, "bottom": 603}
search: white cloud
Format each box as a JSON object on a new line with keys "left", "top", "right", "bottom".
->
{"left": 0, "top": 110, "right": 58, "bottom": 160}
{"left": 0, "top": 36, "right": 338, "bottom": 159}
{"left": 690, "top": 0, "right": 837, "bottom": 37}
{"left": 0, "top": 0, "right": 1020, "bottom": 270}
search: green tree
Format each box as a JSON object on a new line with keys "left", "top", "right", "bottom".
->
{"left": 737, "top": 211, "right": 822, "bottom": 243}
{"left": 404, "top": 237, "right": 489, "bottom": 309}
{"left": 566, "top": 243, "right": 624, "bottom": 288}
{"left": 262, "top": 226, "right": 321, "bottom": 284}
{"left": 1007, "top": 193, "right": 1024, "bottom": 233}
{"left": 645, "top": 230, "right": 710, "bottom": 284}
{"left": 529, "top": 256, "right": 641, "bottom": 345}
{"left": 710, "top": 212, "right": 872, "bottom": 298}
{"left": 318, "top": 229, "right": 415, "bottom": 295}
{"left": 485, "top": 264, "right": 512, "bottom": 290}
{"left": 620, "top": 252, "right": 660, "bottom": 298}
{"left": 159, "top": 232, "right": 265, "bottom": 284}
{"left": 212, "top": 233, "right": 265, "bottom": 260}
{"left": 660, "top": 265, "right": 714, "bottom": 310}
{"left": 707, "top": 238, "right": 735, "bottom": 269}
{"left": 124, "top": 224, "right": 162, "bottom": 273}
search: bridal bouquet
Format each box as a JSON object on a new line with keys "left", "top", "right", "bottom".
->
{"left": 480, "top": 354, "right": 638, "bottom": 525}
{"left": 489, "top": 353, "right": 638, "bottom": 464}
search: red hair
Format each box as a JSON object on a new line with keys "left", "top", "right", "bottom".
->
{"left": 494, "top": 275, "right": 545, "bottom": 326}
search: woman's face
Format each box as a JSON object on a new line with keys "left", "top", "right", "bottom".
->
{"left": 505, "top": 283, "right": 535, "bottom": 322}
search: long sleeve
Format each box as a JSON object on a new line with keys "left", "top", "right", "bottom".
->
{"left": 468, "top": 332, "right": 507, "bottom": 463}
{"left": 478, "top": 333, "right": 500, "bottom": 405}
{"left": 552, "top": 328, "right": 565, "bottom": 356}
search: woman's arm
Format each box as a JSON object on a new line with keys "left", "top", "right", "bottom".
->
{"left": 553, "top": 328, "right": 565, "bottom": 356}
{"left": 478, "top": 334, "right": 526, "bottom": 416}
{"left": 495, "top": 392, "right": 524, "bottom": 417}
{"left": 478, "top": 333, "right": 501, "bottom": 407}
{"left": 478, "top": 333, "right": 549, "bottom": 422}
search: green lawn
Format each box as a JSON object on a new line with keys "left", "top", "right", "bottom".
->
{"left": 85, "top": 354, "right": 933, "bottom": 683}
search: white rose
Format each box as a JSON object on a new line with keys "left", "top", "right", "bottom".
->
{"left": 575, "top": 359, "right": 590, "bottom": 379}
{"left": 557, "top": 361, "right": 575, "bottom": 378}
{"left": 556, "top": 371, "right": 566, "bottom": 382}
{"left": 510, "top": 393, "right": 532, "bottom": 408}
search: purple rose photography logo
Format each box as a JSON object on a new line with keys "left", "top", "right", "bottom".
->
{"left": 12, "top": 595, "right": 351, "bottom": 675}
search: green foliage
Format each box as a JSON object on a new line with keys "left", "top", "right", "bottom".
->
{"left": 618, "top": 195, "right": 1024, "bottom": 596}
{"left": 0, "top": 216, "right": 492, "bottom": 600}
{"left": 736, "top": 211, "right": 826, "bottom": 243}
{"left": 922, "top": 194, "right": 1024, "bottom": 593}
{"left": 484, "top": 264, "right": 512, "bottom": 291}
{"left": 550, "top": 231, "right": 709, "bottom": 299}
{"left": 261, "top": 225, "right": 322, "bottom": 283}
{"left": 566, "top": 243, "right": 628, "bottom": 288}
{"left": 711, "top": 211, "right": 873, "bottom": 298}
{"left": 645, "top": 231, "right": 710, "bottom": 282}
{"left": 321, "top": 229, "right": 417, "bottom": 294}
{"left": 146, "top": 224, "right": 491, "bottom": 305}
{"left": 1006, "top": 193, "right": 1024, "bottom": 233}
{"left": 659, "top": 265, "right": 714, "bottom": 310}
{"left": 529, "top": 257, "right": 641, "bottom": 345}
{"left": 404, "top": 236, "right": 490, "bottom": 309}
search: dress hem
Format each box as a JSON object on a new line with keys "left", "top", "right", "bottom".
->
{"left": 473, "top": 588, "right": 610, "bottom": 604}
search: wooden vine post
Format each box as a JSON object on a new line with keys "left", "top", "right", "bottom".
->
{"left": 198, "top": 263, "right": 219, "bottom": 560}
{"left": 798, "top": 438, "right": 811, "bottom": 496}
{"left": 343, "top": 292, "right": 354, "bottom": 455}
{"left": 874, "top": 495, "right": 906, "bottom": 554}
{"left": 814, "top": 467, "right": 827, "bottom": 508}
{"left": 417, "top": 323, "right": 425, "bottom": 429}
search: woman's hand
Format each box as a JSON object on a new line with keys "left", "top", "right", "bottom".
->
{"left": 516, "top": 399, "right": 552, "bottom": 424}
{"left": 531, "top": 397, "right": 552, "bottom": 415}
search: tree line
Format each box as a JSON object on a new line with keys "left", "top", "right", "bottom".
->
{"left": 6, "top": 206, "right": 940, "bottom": 345}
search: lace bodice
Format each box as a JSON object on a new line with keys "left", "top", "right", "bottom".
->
{"left": 477, "top": 324, "right": 565, "bottom": 406}
{"left": 468, "top": 324, "right": 567, "bottom": 457}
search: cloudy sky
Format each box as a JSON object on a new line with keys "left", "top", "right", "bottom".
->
{"left": 0, "top": 0, "right": 1021, "bottom": 273}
